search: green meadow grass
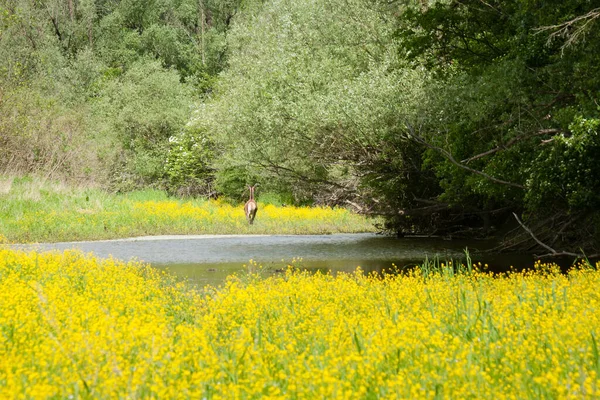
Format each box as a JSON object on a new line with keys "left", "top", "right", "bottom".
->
{"left": 0, "top": 176, "right": 377, "bottom": 243}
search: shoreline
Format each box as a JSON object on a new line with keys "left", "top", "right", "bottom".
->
{"left": 6, "top": 232, "right": 380, "bottom": 246}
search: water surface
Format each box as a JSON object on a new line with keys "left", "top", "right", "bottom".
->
{"left": 13, "top": 233, "right": 535, "bottom": 286}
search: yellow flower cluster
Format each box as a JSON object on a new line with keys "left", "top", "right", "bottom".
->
{"left": 1, "top": 250, "right": 599, "bottom": 399}
{"left": 3, "top": 197, "right": 375, "bottom": 242}
{"left": 133, "top": 200, "right": 211, "bottom": 220}
{"left": 261, "top": 203, "right": 349, "bottom": 221}
{"left": 132, "top": 200, "right": 357, "bottom": 229}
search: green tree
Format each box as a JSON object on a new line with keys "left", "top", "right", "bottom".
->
{"left": 203, "top": 0, "right": 425, "bottom": 202}
{"left": 0, "top": 0, "right": 249, "bottom": 185}
{"left": 93, "top": 59, "right": 194, "bottom": 188}
{"left": 396, "top": 0, "right": 600, "bottom": 253}
{"left": 202, "top": 0, "right": 600, "bottom": 254}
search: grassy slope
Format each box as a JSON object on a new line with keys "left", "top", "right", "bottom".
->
{"left": 0, "top": 176, "right": 376, "bottom": 243}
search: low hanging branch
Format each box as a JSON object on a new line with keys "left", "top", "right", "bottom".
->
{"left": 512, "top": 212, "right": 557, "bottom": 254}
{"left": 409, "top": 132, "right": 525, "bottom": 189}
{"left": 512, "top": 213, "right": 599, "bottom": 259}
{"left": 462, "top": 128, "right": 561, "bottom": 164}
{"left": 255, "top": 159, "right": 347, "bottom": 190}
{"left": 536, "top": 7, "right": 600, "bottom": 50}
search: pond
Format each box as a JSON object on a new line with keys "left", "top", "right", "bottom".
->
{"left": 13, "top": 233, "right": 536, "bottom": 286}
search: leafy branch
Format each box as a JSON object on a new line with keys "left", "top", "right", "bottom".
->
{"left": 536, "top": 8, "right": 600, "bottom": 51}
{"left": 407, "top": 125, "right": 525, "bottom": 189}
{"left": 461, "top": 128, "right": 561, "bottom": 163}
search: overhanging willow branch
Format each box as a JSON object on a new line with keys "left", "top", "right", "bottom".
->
{"left": 462, "top": 128, "right": 561, "bottom": 163}
{"left": 408, "top": 129, "right": 525, "bottom": 189}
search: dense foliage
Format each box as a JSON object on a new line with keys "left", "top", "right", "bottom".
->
{"left": 0, "top": 0, "right": 251, "bottom": 188}
{"left": 1, "top": 0, "right": 599, "bottom": 252}
{"left": 397, "top": 0, "right": 600, "bottom": 253}
{"left": 200, "top": 0, "right": 600, "bottom": 253}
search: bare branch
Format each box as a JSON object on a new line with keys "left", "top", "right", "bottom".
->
{"left": 512, "top": 212, "right": 557, "bottom": 254}
{"left": 550, "top": 214, "right": 581, "bottom": 246}
{"left": 345, "top": 200, "right": 364, "bottom": 213}
{"left": 462, "top": 128, "right": 561, "bottom": 163}
{"left": 512, "top": 213, "right": 598, "bottom": 258}
{"left": 536, "top": 8, "right": 600, "bottom": 51}
{"left": 370, "top": 202, "right": 449, "bottom": 217}
{"left": 536, "top": 251, "right": 599, "bottom": 259}
{"left": 475, "top": 0, "right": 503, "bottom": 15}
{"left": 255, "top": 159, "right": 347, "bottom": 190}
{"left": 409, "top": 130, "right": 525, "bottom": 189}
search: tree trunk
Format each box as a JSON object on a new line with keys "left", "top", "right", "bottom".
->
{"left": 199, "top": 0, "right": 205, "bottom": 66}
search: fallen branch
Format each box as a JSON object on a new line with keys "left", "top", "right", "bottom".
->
{"left": 512, "top": 212, "right": 598, "bottom": 258}
{"left": 512, "top": 212, "right": 560, "bottom": 253}
{"left": 536, "top": 251, "right": 599, "bottom": 259}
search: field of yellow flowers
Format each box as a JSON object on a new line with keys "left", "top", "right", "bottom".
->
{"left": 1, "top": 248, "right": 599, "bottom": 399}
{"left": 0, "top": 177, "right": 375, "bottom": 243}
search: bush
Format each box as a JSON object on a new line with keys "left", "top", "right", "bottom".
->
{"left": 93, "top": 59, "right": 195, "bottom": 189}
{"left": 164, "top": 126, "right": 216, "bottom": 197}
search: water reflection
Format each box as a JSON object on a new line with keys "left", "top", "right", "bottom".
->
{"left": 13, "top": 233, "right": 540, "bottom": 287}
{"left": 152, "top": 245, "right": 537, "bottom": 287}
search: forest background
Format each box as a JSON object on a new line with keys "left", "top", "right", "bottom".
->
{"left": 1, "top": 0, "right": 599, "bottom": 254}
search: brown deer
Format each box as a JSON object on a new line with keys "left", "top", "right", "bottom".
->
{"left": 244, "top": 185, "right": 258, "bottom": 225}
